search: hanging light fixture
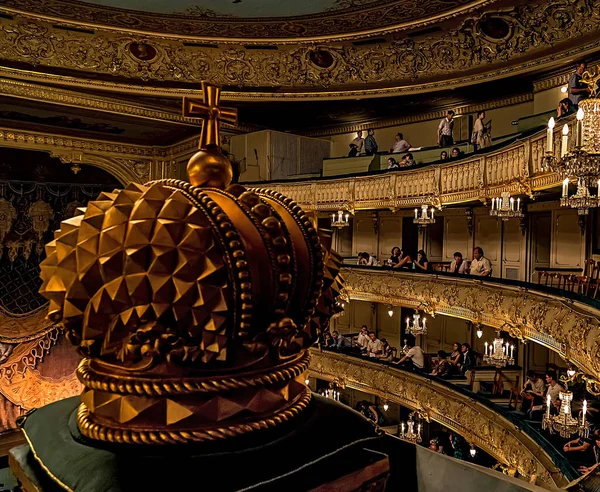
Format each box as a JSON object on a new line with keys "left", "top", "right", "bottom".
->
{"left": 405, "top": 310, "right": 427, "bottom": 336}
{"left": 475, "top": 323, "right": 483, "bottom": 339}
{"left": 489, "top": 191, "right": 523, "bottom": 221}
{"left": 331, "top": 210, "right": 350, "bottom": 228}
{"left": 387, "top": 306, "right": 394, "bottom": 317}
{"left": 542, "top": 74, "right": 600, "bottom": 215}
{"left": 383, "top": 402, "right": 389, "bottom": 412}
{"left": 542, "top": 391, "right": 589, "bottom": 438}
{"left": 469, "top": 446, "right": 477, "bottom": 458}
{"left": 400, "top": 412, "right": 422, "bottom": 443}
{"left": 413, "top": 204, "right": 436, "bottom": 227}
{"left": 483, "top": 330, "right": 514, "bottom": 368}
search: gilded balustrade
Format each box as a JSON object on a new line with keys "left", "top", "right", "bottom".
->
{"left": 264, "top": 126, "right": 567, "bottom": 211}
{"left": 341, "top": 267, "right": 600, "bottom": 386}
{"left": 309, "top": 349, "right": 569, "bottom": 488}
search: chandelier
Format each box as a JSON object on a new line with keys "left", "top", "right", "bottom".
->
{"left": 542, "top": 85, "right": 600, "bottom": 215}
{"left": 405, "top": 311, "right": 427, "bottom": 336}
{"left": 400, "top": 412, "right": 422, "bottom": 443}
{"left": 542, "top": 391, "right": 589, "bottom": 438}
{"left": 483, "top": 330, "right": 514, "bottom": 368}
{"left": 413, "top": 205, "right": 436, "bottom": 227}
{"left": 331, "top": 210, "right": 350, "bottom": 228}
{"left": 489, "top": 191, "right": 523, "bottom": 221}
{"left": 320, "top": 380, "right": 344, "bottom": 401}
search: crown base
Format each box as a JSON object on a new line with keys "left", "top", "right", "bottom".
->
{"left": 76, "top": 352, "right": 312, "bottom": 444}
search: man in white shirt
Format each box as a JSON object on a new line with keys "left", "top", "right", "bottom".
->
{"left": 390, "top": 133, "right": 411, "bottom": 153}
{"left": 356, "top": 325, "right": 370, "bottom": 351}
{"left": 469, "top": 246, "right": 492, "bottom": 277}
{"left": 366, "top": 332, "right": 383, "bottom": 357}
{"left": 394, "top": 335, "right": 424, "bottom": 370}
{"left": 437, "top": 110, "right": 455, "bottom": 147}
{"left": 350, "top": 131, "right": 365, "bottom": 154}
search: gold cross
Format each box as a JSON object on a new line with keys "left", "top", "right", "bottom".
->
{"left": 183, "top": 82, "right": 238, "bottom": 150}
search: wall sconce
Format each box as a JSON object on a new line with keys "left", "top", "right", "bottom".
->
{"left": 387, "top": 306, "right": 394, "bottom": 317}
{"left": 470, "top": 446, "right": 477, "bottom": 458}
{"left": 383, "top": 402, "right": 389, "bottom": 411}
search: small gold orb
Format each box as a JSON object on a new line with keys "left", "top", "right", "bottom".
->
{"left": 187, "top": 146, "right": 232, "bottom": 188}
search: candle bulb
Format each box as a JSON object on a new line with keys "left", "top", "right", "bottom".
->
{"left": 510, "top": 197, "right": 514, "bottom": 211}
{"left": 485, "top": 341, "right": 488, "bottom": 355}
{"left": 546, "top": 393, "right": 551, "bottom": 418}
{"left": 414, "top": 208, "right": 418, "bottom": 219}
{"left": 575, "top": 108, "right": 584, "bottom": 148}
{"left": 583, "top": 399, "right": 587, "bottom": 427}
{"left": 510, "top": 344, "right": 514, "bottom": 360}
{"left": 547, "top": 117, "right": 555, "bottom": 153}
{"left": 431, "top": 208, "right": 435, "bottom": 219}
{"left": 491, "top": 197, "right": 495, "bottom": 210}
{"left": 561, "top": 124, "right": 569, "bottom": 158}
{"left": 401, "top": 423, "right": 405, "bottom": 435}
{"left": 406, "top": 317, "right": 410, "bottom": 329}
{"left": 562, "top": 178, "right": 569, "bottom": 198}
{"left": 517, "top": 198, "right": 520, "bottom": 211}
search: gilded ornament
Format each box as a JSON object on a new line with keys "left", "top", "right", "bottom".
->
{"left": 27, "top": 199, "right": 54, "bottom": 256}
{"left": 0, "top": 197, "right": 16, "bottom": 246}
{"left": 38, "top": 82, "right": 344, "bottom": 445}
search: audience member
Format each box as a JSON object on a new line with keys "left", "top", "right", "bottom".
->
{"left": 357, "top": 252, "right": 374, "bottom": 266}
{"left": 522, "top": 370, "right": 546, "bottom": 399}
{"left": 564, "top": 430, "right": 600, "bottom": 470}
{"left": 451, "top": 147, "right": 461, "bottom": 159}
{"left": 350, "top": 130, "right": 365, "bottom": 154}
{"left": 460, "top": 343, "right": 476, "bottom": 373}
{"left": 348, "top": 143, "right": 359, "bottom": 157}
{"left": 357, "top": 401, "right": 382, "bottom": 425}
{"left": 449, "top": 342, "right": 463, "bottom": 369}
{"left": 469, "top": 247, "right": 492, "bottom": 277}
{"left": 364, "top": 128, "right": 378, "bottom": 155}
{"left": 332, "top": 331, "right": 352, "bottom": 350}
{"left": 387, "top": 157, "right": 400, "bottom": 169}
{"left": 437, "top": 110, "right": 455, "bottom": 147}
{"left": 430, "top": 350, "right": 451, "bottom": 377}
{"left": 557, "top": 97, "right": 576, "bottom": 119}
{"left": 450, "top": 432, "right": 468, "bottom": 460}
{"left": 357, "top": 325, "right": 370, "bottom": 351}
{"left": 578, "top": 430, "right": 600, "bottom": 474}
{"left": 391, "top": 133, "right": 411, "bottom": 153}
{"left": 472, "top": 111, "right": 491, "bottom": 151}
{"left": 414, "top": 249, "right": 430, "bottom": 272}
{"left": 401, "top": 153, "right": 415, "bottom": 167}
{"left": 393, "top": 334, "right": 424, "bottom": 370}
{"left": 378, "top": 338, "right": 394, "bottom": 361}
{"left": 440, "top": 150, "right": 448, "bottom": 161}
{"left": 367, "top": 331, "right": 384, "bottom": 357}
{"left": 568, "top": 61, "right": 591, "bottom": 107}
{"left": 387, "top": 247, "right": 412, "bottom": 268}
{"left": 545, "top": 371, "right": 563, "bottom": 412}
{"left": 323, "top": 333, "right": 334, "bottom": 347}
{"left": 450, "top": 252, "right": 467, "bottom": 274}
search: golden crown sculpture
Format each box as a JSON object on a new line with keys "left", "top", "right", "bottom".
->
{"left": 39, "top": 82, "right": 344, "bottom": 445}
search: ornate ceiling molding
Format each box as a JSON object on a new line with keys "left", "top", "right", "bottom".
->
{"left": 0, "top": 1, "right": 598, "bottom": 99}
{"left": 340, "top": 268, "right": 600, "bottom": 383}
{"left": 262, "top": 123, "right": 562, "bottom": 210}
{"left": 0, "top": 0, "right": 499, "bottom": 43}
{"left": 309, "top": 349, "right": 568, "bottom": 488}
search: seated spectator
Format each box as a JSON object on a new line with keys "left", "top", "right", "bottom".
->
{"left": 388, "top": 247, "right": 412, "bottom": 268}
{"left": 348, "top": 143, "right": 359, "bottom": 157}
{"left": 414, "top": 249, "right": 430, "bottom": 272}
{"left": 378, "top": 338, "right": 394, "bottom": 361}
{"left": 430, "top": 350, "right": 451, "bottom": 377}
{"left": 323, "top": 332, "right": 334, "bottom": 348}
{"left": 522, "top": 370, "right": 546, "bottom": 399}
{"left": 390, "top": 133, "right": 411, "bottom": 153}
{"left": 357, "top": 325, "right": 370, "bottom": 351}
{"left": 401, "top": 337, "right": 409, "bottom": 355}
{"left": 364, "top": 128, "right": 378, "bottom": 155}
{"left": 450, "top": 432, "right": 467, "bottom": 460}
{"left": 356, "top": 400, "right": 383, "bottom": 425}
{"left": 578, "top": 430, "right": 600, "bottom": 474}
{"left": 564, "top": 430, "right": 600, "bottom": 469}
{"left": 469, "top": 247, "right": 492, "bottom": 277}
{"left": 393, "top": 334, "right": 424, "bottom": 370}
{"left": 387, "top": 157, "right": 400, "bottom": 169}
{"left": 557, "top": 97, "right": 576, "bottom": 119}
{"left": 451, "top": 147, "right": 461, "bottom": 159}
{"left": 429, "top": 438, "right": 445, "bottom": 454}
{"left": 449, "top": 342, "right": 463, "bottom": 371}
{"left": 332, "top": 331, "right": 352, "bottom": 350}
{"left": 449, "top": 252, "right": 467, "bottom": 274}
{"left": 367, "top": 331, "right": 384, "bottom": 357}
{"left": 357, "top": 251, "right": 374, "bottom": 266}
{"left": 545, "top": 371, "right": 564, "bottom": 412}
{"left": 460, "top": 343, "right": 476, "bottom": 373}
{"left": 440, "top": 150, "right": 448, "bottom": 161}
{"left": 400, "top": 153, "right": 415, "bottom": 167}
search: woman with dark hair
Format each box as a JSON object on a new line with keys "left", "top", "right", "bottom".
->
{"left": 357, "top": 252, "right": 374, "bottom": 266}
{"left": 557, "top": 97, "right": 576, "bottom": 119}
{"left": 414, "top": 249, "right": 430, "bottom": 271}
{"left": 430, "top": 350, "right": 451, "bottom": 377}
{"left": 449, "top": 342, "right": 463, "bottom": 370}
{"left": 389, "top": 247, "right": 412, "bottom": 268}
{"left": 440, "top": 150, "right": 448, "bottom": 161}
{"left": 387, "top": 157, "right": 399, "bottom": 169}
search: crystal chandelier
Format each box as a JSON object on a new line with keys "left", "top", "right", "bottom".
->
{"left": 483, "top": 330, "right": 514, "bottom": 368}
{"left": 413, "top": 205, "right": 436, "bottom": 227}
{"left": 400, "top": 412, "right": 422, "bottom": 443}
{"left": 331, "top": 210, "right": 350, "bottom": 228}
{"left": 489, "top": 191, "right": 523, "bottom": 220}
{"left": 542, "top": 85, "right": 600, "bottom": 215}
{"left": 542, "top": 391, "right": 589, "bottom": 438}
{"left": 405, "top": 311, "right": 427, "bottom": 336}
{"left": 320, "top": 379, "right": 344, "bottom": 401}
